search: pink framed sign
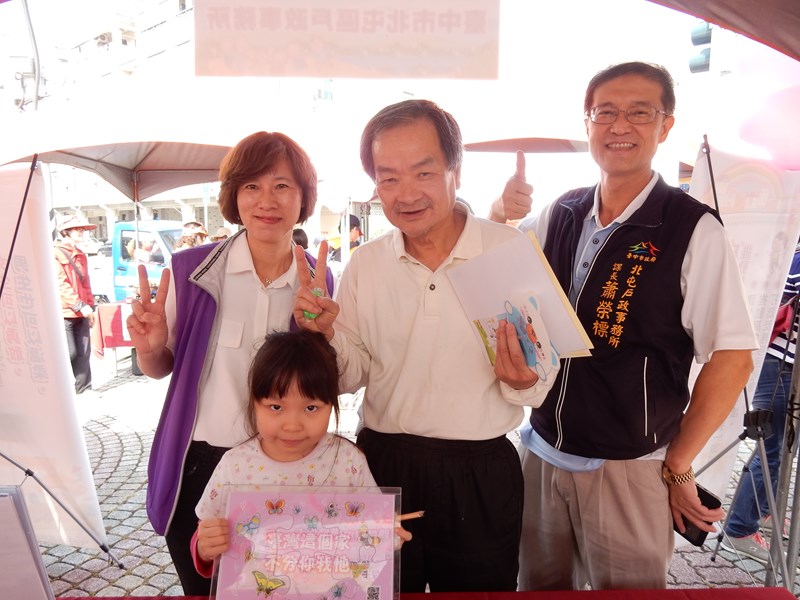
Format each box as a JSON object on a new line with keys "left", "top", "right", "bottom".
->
{"left": 213, "top": 486, "right": 401, "bottom": 600}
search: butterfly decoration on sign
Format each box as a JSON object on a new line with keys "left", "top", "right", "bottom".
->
{"left": 358, "top": 524, "right": 381, "bottom": 548}
{"left": 349, "top": 560, "right": 369, "bottom": 579}
{"left": 314, "top": 582, "right": 347, "bottom": 600}
{"left": 344, "top": 501, "right": 364, "bottom": 517}
{"left": 253, "top": 571, "right": 285, "bottom": 597}
{"left": 325, "top": 501, "right": 339, "bottom": 518}
{"left": 235, "top": 514, "right": 260, "bottom": 536}
{"left": 221, "top": 490, "right": 397, "bottom": 598}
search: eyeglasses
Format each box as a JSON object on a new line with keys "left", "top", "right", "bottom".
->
{"left": 587, "top": 106, "right": 669, "bottom": 124}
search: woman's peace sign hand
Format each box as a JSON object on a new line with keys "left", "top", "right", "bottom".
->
{"left": 126, "top": 264, "right": 170, "bottom": 357}
{"left": 293, "top": 240, "right": 339, "bottom": 341}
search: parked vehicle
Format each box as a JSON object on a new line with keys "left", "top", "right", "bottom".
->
{"left": 97, "top": 240, "right": 112, "bottom": 256}
{"left": 77, "top": 236, "right": 104, "bottom": 255}
{"left": 110, "top": 220, "right": 183, "bottom": 301}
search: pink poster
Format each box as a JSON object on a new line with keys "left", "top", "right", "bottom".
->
{"left": 215, "top": 487, "right": 400, "bottom": 600}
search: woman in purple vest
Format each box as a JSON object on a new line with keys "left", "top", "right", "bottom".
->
{"left": 126, "top": 131, "right": 334, "bottom": 595}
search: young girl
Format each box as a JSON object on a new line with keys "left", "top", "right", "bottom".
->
{"left": 191, "top": 329, "right": 408, "bottom": 576}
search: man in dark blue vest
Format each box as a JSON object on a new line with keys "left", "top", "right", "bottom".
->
{"left": 489, "top": 62, "right": 757, "bottom": 590}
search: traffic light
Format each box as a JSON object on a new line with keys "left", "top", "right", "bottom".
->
{"left": 689, "top": 21, "right": 712, "bottom": 73}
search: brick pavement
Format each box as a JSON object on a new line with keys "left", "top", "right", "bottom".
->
{"left": 41, "top": 352, "right": 800, "bottom": 597}
{"left": 41, "top": 355, "right": 183, "bottom": 597}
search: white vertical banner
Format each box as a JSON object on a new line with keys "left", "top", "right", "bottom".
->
{"left": 687, "top": 147, "right": 800, "bottom": 502}
{"left": 0, "top": 164, "right": 106, "bottom": 548}
{"left": 194, "top": 0, "right": 500, "bottom": 78}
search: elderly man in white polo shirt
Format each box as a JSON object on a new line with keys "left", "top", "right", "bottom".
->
{"left": 294, "top": 99, "right": 556, "bottom": 593}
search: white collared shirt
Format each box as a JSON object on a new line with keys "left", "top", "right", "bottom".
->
{"left": 165, "top": 233, "right": 299, "bottom": 447}
{"left": 331, "top": 203, "right": 555, "bottom": 440}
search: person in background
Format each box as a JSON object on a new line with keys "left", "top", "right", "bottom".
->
{"left": 330, "top": 214, "right": 362, "bottom": 262}
{"left": 722, "top": 244, "right": 800, "bottom": 562}
{"left": 293, "top": 99, "right": 555, "bottom": 593}
{"left": 210, "top": 226, "right": 232, "bottom": 242}
{"left": 489, "top": 61, "right": 756, "bottom": 590}
{"left": 125, "top": 131, "right": 333, "bottom": 595}
{"left": 192, "top": 329, "right": 411, "bottom": 577}
{"left": 183, "top": 221, "right": 209, "bottom": 245}
{"left": 292, "top": 227, "right": 309, "bottom": 249}
{"left": 133, "top": 239, "right": 155, "bottom": 263}
{"left": 173, "top": 235, "right": 198, "bottom": 252}
{"left": 54, "top": 215, "right": 97, "bottom": 394}
{"left": 148, "top": 240, "right": 165, "bottom": 264}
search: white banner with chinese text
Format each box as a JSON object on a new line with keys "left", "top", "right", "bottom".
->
{"left": 0, "top": 164, "right": 106, "bottom": 548}
{"left": 194, "top": 0, "right": 499, "bottom": 78}
{"left": 689, "top": 147, "right": 800, "bottom": 513}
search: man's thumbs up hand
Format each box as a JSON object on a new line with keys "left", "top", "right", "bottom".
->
{"left": 488, "top": 150, "right": 533, "bottom": 223}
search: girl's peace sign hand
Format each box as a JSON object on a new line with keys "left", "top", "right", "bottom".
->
{"left": 293, "top": 240, "right": 339, "bottom": 341}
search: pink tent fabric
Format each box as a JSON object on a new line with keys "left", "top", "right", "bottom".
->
{"left": 740, "top": 85, "right": 800, "bottom": 170}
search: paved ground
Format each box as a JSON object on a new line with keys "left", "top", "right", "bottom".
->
{"left": 41, "top": 350, "right": 800, "bottom": 597}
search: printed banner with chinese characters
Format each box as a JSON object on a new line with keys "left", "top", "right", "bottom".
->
{"left": 215, "top": 486, "right": 400, "bottom": 600}
{"left": 0, "top": 164, "right": 106, "bottom": 548}
{"left": 685, "top": 146, "right": 800, "bottom": 517}
{"left": 194, "top": 0, "right": 499, "bottom": 78}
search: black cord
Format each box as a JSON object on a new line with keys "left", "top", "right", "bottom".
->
{"left": 782, "top": 295, "right": 800, "bottom": 449}
{"left": 0, "top": 155, "right": 38, "bottom": 303}
{"left": 701, "top": 135, "right": 722, "bottom": 223}
{"left": 0, "top": 448, "right": 125, "bottom": 568}
{"left": 766, "top": 294, "right": 800, "bottom": 448}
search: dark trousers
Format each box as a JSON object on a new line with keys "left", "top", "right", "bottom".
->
{"left": 164, "top": 441, "right": 229, "bottom": 595}
{"left": 64, "top": 317, "right": 91, "bottom": 393}
{"left": 357, "top": 428, "right": 523, "bottom": 593}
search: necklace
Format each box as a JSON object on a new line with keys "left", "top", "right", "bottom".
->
{"left": 261, "top": 252, "right": 292, "bottom": 286}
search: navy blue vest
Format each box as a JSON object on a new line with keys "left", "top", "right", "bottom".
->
{"left": 531, "top": 177, "right": 719, "bottom": 459}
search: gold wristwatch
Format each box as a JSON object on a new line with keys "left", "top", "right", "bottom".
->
{"left": 662, "top": 463, "right": 694, "bottom": 485}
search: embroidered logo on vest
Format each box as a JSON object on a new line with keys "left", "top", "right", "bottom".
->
{"left": 591, "top": 241, "right": 661, "bottom": 349}
{"left": 627, "top": 241, "right": 660, "bottom": 262}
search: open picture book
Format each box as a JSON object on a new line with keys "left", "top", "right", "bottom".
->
{"left": 473, "top": 293, "right": 559, "bottom": 382}
{"left": 448, "top": 232, "right": 592, "bottom": 365}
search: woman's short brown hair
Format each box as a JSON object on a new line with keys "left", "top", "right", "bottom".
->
{"left": 217, "top": 131, "right": 318, "bottom": 225}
